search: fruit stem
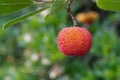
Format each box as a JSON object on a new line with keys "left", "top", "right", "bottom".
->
{"left": 66, "top": 0, "right": 77, "bottom": 26}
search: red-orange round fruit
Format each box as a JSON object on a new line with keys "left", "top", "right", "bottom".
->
{"left": 57, "top": 26, "right": 92, "bottom": 56}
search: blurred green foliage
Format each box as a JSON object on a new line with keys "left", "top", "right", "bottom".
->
{"left": 0, "top": 0, "right": 120, "bottom": 80}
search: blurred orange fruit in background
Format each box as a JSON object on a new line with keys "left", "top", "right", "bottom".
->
{"left": 76, "top": 11, "right": 99, "bottom": 25}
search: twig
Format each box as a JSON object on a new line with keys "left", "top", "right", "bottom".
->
{"left": 66, "top": 0, "right": 77, "bottom": 26}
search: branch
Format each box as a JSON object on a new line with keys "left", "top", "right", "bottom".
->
{"left": 66, "top": 0, "right": 77, "bottom": 26}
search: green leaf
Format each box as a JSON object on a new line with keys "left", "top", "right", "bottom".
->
{"left": 3, "top": 7, "right": 49, "bottom": 30}
{"left": 96, "top": 0, "right": 120, "bottom": 11}
{"left": 0, "top": 0, "right": 33, "bottom": 16}
{"left": 50, "top": 0, "right": 66, "bottom": 14}
{"left": 45, "top": 0, "right": 66, "bottom": 20}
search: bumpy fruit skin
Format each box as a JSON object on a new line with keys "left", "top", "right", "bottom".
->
{"left": 57, "top": 26, "right": 92, "bottom": 56}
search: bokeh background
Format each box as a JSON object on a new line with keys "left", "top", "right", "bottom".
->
{"left": 0, "top": 0, "right": 120, "bottom": 80}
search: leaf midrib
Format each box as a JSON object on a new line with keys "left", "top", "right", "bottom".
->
{"left": 0, "top": 3, "right": 33, "bottom": 5}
